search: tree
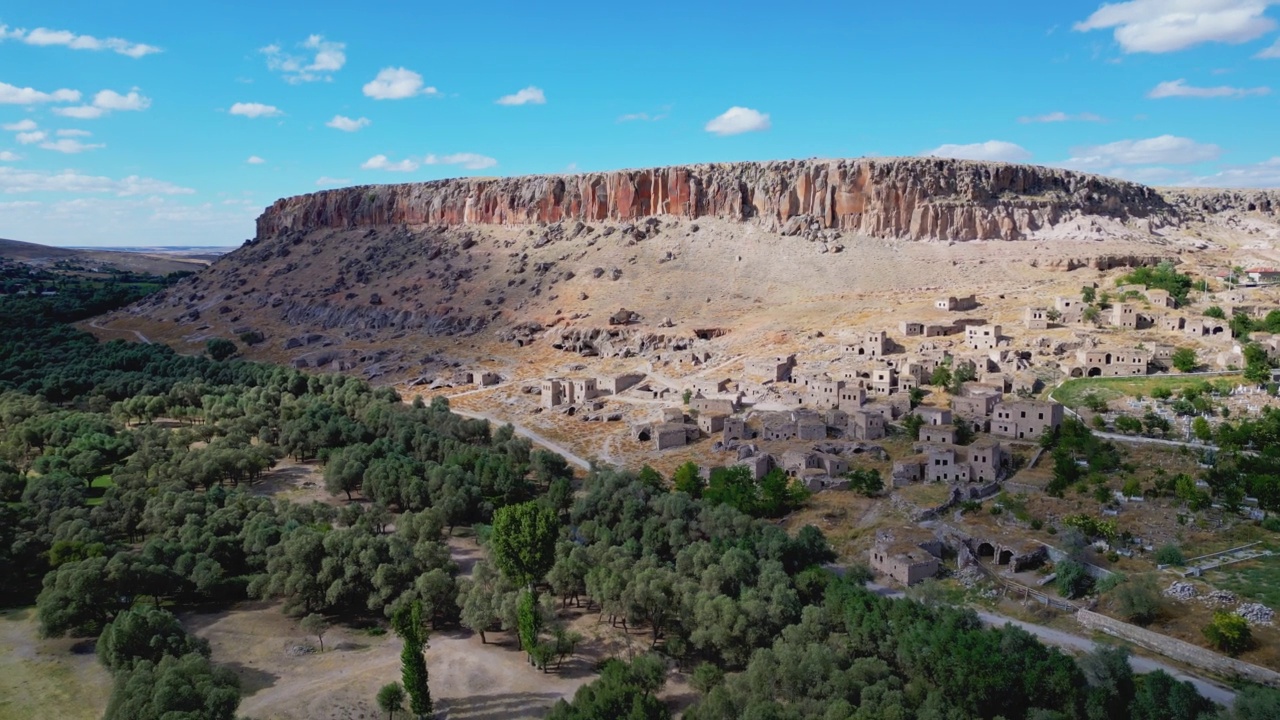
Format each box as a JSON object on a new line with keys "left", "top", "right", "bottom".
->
{"left": 1243, "top": 343, "right": 1273, "bottom": 384}
{"left": 1079, "top": 645, "right": 1135, "bottom": 720}
{"left": 1055, "top": 559, "right": 1092, "bottom": 599}
{"left": 929, "top": 366, "right": 952, "bottom": 388}
{"left": 1192, "top": 416, "right": 1212, "bottom": 442}
{"left": 901, "top": 412, "right": 925, "bottom": 439}
{"left": 1203, "top": 611, "right": 1251, "bottom": 655}
{"left": 1083, "top": 305, "right": 1101, "bottom": 324}
{"left": 1204, "top": 305, "right": 1226, "bottom": 320}
{"left": 204, "top": 338, "right": 237, "bottom": 361}
{"left": 691, "top": 662, "right": 725, "bottom": 695}
{"left": 490, "top": 501, "right": 560, "bottom": 588}
{"left": 672, "top": 461, "right": 703, "bottom": 497}
{"left": 1129, "top": 669, "right": 1216, "bottom": 720}
{"left": 1114, "top": 415, "right": 1142, "bottom": 435}
{"left": 97, "top": 606, "right": 210, "bottom": 673}
{"left": 1228, "top": 685, "right": 1280, "bottom": 720}
{"left": 300, "top": 613, "right": 329, "bottom": 652}
{"left": 517, "top": 589, "right": 541, "bottom": 657}
{"left": 103, "top": 653, "right": 240, "bottom": 720}
{"left": 1171, "top": 347, "right": 1198, "bottom": 373}
{"left": 36, "top": 556, "right": 123, "bottom": 637}
{"left": 377, "top": 682, "right": 406, "bottom": 720}
{"left": 393, "top": 601, "right": 432, "bottom": 718}
{"left": 845, "top": 468, "right": 884, "bottom": 497}
{"left": 1112, "top": 575, "right": 1161, "bottom": 626}
{"left": 1082, "top": 286, "right": 1097, "bottom": 303}
{"left": 1154, "top": 545, "right": 1184, "bottom": 566}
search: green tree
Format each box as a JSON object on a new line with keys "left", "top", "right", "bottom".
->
{"left": 1204, "top": 305, "right": 1226, "bottom": 320}
{"left": 1055, "top": 559, "right": 1092, "bottom": 599}
{"left": 103, "top": 653, "right": 240, "bottom": 720}
{"left": 1192, "top": 416, "right": 1212, "bottom": 442}
{"left": 393, "top": 601, "right": 432, "bottom": 718}
{"left": 300, "top": 613, "right": 329, "bottom": 652}
{"left": 929, "top": 365, "right": 952, "bottom": 388}
{"left": 377, "top": 682, "right": 405, "bottom": 720}
{"left": 1203, "top": 611, "right": 1251, "bottom": 655}
{"left": 1082, "top": 286, "right": 1097, "bottom": 303}
{"left": 1171, "top": 347, "right": 1198, "bottom": 373}
{"left": 901, "top": 412, "right": 925, "bottom": 439}
{"left": 490, "top": 501, "right": 560, "bottom": 588}
{"left": 1079, "top": 645, "right": 1135, "bottom": 720}
{"left": 1154, "top": 545, "right": 1184, "bottom": 566}
{"left": 691, "top": 662, "right": 725, "bottom": 695}
{"left": 671, "top": 461, "right": 703, "bottom": 498}
{"left": 845, "top": 468, "right": 884, "bottom": 497}
{"left": 1112, "top": 575, "right": 1162, "bottom": 626}
{"left": 1083, "top": 305, "right": 1101, "bottom": 324}
{"left": 204, "top": 338, "right": 237, "bottom": 361}
{"left": 1243, "top": 343, "right": 1273, "bottom": 384}
{"left": 1228, "top": 685, "right": 1280, "bottom": 720}
{"left": 97, "top": 607, "right": 210, "bottom": 673}
{"left": 517, "top": 589, "right": 541, "bottom": 656}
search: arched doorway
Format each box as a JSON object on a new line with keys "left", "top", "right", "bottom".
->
{"left": 977, "top": 542, "right": 995, "bottom": 559}
{"left": 1088, "top": 367, "right": 1102, "bottom": 377}
{"left": 998, "top": 549, "right": 1014, "bottom": 566}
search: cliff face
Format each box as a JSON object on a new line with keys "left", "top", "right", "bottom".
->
{"left": 257, "top": 158, "right": 1189, "bottom": 243}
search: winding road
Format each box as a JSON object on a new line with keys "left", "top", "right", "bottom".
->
{"left": 449, "top": 408, "right": 592, "bottom": 470}
{"left": 87, "top": 319, "right": 151, "bottom": 344}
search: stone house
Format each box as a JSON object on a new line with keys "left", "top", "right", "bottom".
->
{"left": 1184, "top": 318, "right": 1228, "bottom": 337}
{"left": 761, "top": 419, "right": 796, "bottom": 441}
{"left": 797, "top": 416, "right": 828, "bottom": 441}
{"left": 952, "top": 389, "right": 998, "bottom": 417}
{"left": 598, "top": 373, "right": 645, "bottom": 394}
{"left": 845, "top": 330, "right": 888, "bottom": 358}
{"left": 838, "top": 384, "right": 866, "bottom": 412}
{"left": 990, "top": 400, "right": 1063, "bottom": 441}
{"left": 691, "top": 397, "right": 735, "bottom": 415}
{"left": 572, "top": 378, "right": 599, "bottom": 402}
{"left": 900, "top": 321, "right": 924, "bottom": 336}
{"left": 541, "top": 378, "right": 568, "bottom": 408}
{"left": 924, "top": 446, "right": 970, "bottom": 483}
{"left": 916, "top": 406, "right": 952, "bottom": 425}
{"left": 966, "top": 325, "right": 1002, "bottom": 351}
{"left": 1159, "top": 315, "right": 1185, "bottom": 332}
{"left": 924, "top": 324, "right": 958, "bottom": 337}
{"left": 734, "top": 453, "right": 774, "bottom": 480}
{"left": 919, "top": 424, "right": 958, "bottom": 444}
{"left": 1110, "top": 303, "right": 1138, "bottom": 330}
{"left": 892, "top": 456, "right": 925, "bottom": 486}
{"left": 654, "top": 423, "right": 689, "bottom": 450}
{"left": 722, "top": 417, "right": 749, "bottom": 441}
{"left": 870, "top": 367, "right": 897, "bottom": 396}
{"left": 807, "top": 378, "right": 845, "bottom": 409}
{"left": 814, "top": 452, "right": 849, "bottom": 477}
{"left": 749, "top": 354, "right": 796, "bottom": 383}
{"left": 1024, "top": 307, "right": 1049, "bottom": 330}
{"left": 849, "top": 410, "right": 886, "bottom": 441}
{"left": 871, "top": 528, "right": 943, "bottom": 586}
{"left": 471, "top": 371, "right": 500, "bottom": 387}
{"left": 781, "top": 450, "right": 822, "bottom": 477}
{"left": 1075, "top": 348, "right": 1148, "bottom": 377}
{"left": 936, "top": 295, "right": 978, "bottom": 312}
{"left": 1146, "top": 288, "right": 1175, "bottom": 308}
{"left": 1054, "top": 296, "right": 1084, "bottom": 324}
{"left": 697, "top": 413, "right": 727, "bottom": 435}
{"left": 966, "top": 439, "right": 1006, "bottom": 482}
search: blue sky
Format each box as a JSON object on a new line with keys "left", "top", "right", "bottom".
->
{"left": 2, "top": 0, "right": 1279, "bottom": 247}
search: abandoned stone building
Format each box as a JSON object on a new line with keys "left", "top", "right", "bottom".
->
{"left": 748, "top": 354, "right": 797, "bottom": 383}
{"left": 1185, "top": 318, "right": 1228, "bottom": 337}
{"left": 1146, "top": 288, "right": 1175, "bottom": 308}
{"left": 990, "top": 400, "right": 1063, "bottom": 441}
{"left": 653, "top": 423, "right": 689, "bottom": 450}
{"left": 690, "top": 397, "right": 735, "bottom": 415}
{"left": 1110, "top": 303, "right": 1138, "bottom": 330}
{"left": 916, "top": 406, "right": 952, "bottom": 426}
{"left": 541, "top": 378, "right": 568, "bottom": 408}
{"left": 1074, "top": 348, "right": 1148, "bottom": 377}
{"left": 844, "top": 330, "right": 889, "bottom": 358}
{"left": 924, "top": 323, "right": 959, "bottom": 337}
{"left": 849, "top": 409, "right": 886, "bottom": 441}
{"left": 973, "top": 537, "right": 1048, "bottom": 572}
{"left": 871, "top": 528, "right": 943, "bottom": 586}
{"left": 1159, "top": 315, "right": 1185, "bottom": 332}
{"left": 722, "top": 417, "right": 750, "bottom": 442}
{"left": 1054, "top": 296, "right": 1084, "bottom": 324}
{"left": 870, "top": 367, "right": 897, "bottom": 396}
{"left": 936, "top": 294, "right": 978, "bottom": 312}
{"left": 734, "top": 452, "right": 774, "bottom": 480}
{"left": 919, "top": 424, "right": 958, "bottom": 444}
{"left": 598, "top": 372, "right": 644, "bottom": 395}
{"left": 573, "top": 378, "right": 599, "bottom": 402}
{"left": 1024, "top": 307, "right": 1048, "bottom": 330}
{"left": 900, "top": 321, "right": 924, "bottom": 336}
{"left": 697, "top": 413, "right": 726, "bottom": 435}
{"left": 965, "top": 324, "right": 1002, "bottom": 351}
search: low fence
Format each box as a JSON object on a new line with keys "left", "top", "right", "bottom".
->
{"left": 1076, "top": 609, "right": 1280, "bottom": 688}
{"left": 973, "top": 562, "right": 1077, "bottom": 612}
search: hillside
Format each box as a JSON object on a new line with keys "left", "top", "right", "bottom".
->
{"left": 0, "top": 238, "right": 219, "bottom": 276}
{"left": 94, "top": 157, "right": 1280, "bottom": 380}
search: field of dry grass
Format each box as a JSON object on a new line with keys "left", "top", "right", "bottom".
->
{"left": 0, "top": 608, "right": 112, "bottom": 720}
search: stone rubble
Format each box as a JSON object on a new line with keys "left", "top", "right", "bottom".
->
{"left": 1236, "top": 603, "right": 1275, "bottom": 626}
{"left": 1164, "top": 581, "right": 1199, "bottom": 601}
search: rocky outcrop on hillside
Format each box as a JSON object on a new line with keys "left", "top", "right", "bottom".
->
{"left": 257, "top": 158, "right": 1192, "bottom": 243}
{"left": 1163, "top": 188, "right": 1280, "bottom": 217}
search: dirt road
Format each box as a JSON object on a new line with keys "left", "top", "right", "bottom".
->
{"left": 449, "top": 408, "right": 592, "bottom": 470}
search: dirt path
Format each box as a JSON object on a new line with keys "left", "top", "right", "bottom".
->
{"left": 87, "top": 318, "right": 151, "bottom": 344}
{"left": 450, "top": 408, "right": 592, "bottom": 470}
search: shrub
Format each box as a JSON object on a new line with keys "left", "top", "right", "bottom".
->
{"left": 1154, "top": 545, "right": 1185, "bottom": 566}
{"left": 1203, "top": 611, "right": 1252, "bottom": 656}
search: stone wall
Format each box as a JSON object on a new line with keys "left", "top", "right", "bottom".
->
{"left": 1076, "top": 609, "right": 1280, "bottom": 687}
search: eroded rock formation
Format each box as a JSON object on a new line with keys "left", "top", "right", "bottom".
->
{"left": 258, "top": 158, "right": 1199, "bottom": 243}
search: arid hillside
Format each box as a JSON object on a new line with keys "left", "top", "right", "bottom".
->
{"left": 93, "top": 157, "right": 1280, "bottom": 380}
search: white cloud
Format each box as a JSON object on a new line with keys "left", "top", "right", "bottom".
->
{"left": 53, "top": 106, "right": 105, "bottom": 119}
{"left": 923, "top": 140, "right": 1033, "bottom": 163}
{"left": 1259, "top": 37, "right": 1280, "bottom": 57}
{"left": 229, "top": 102, "right": 283, "bottom": 118}
{"left": 261, "top": 35, "right": 346, "bottom": 83}
{"left": 0, "top": 25, "right": 160, "bottom": 58}
{"left": 704, "top": 106, "right": 771, "bottom": 136}
{"left": 495, "top": 86, "right": 546, "bottom": 106}
{"left": 2, "top": 119, "right": 37, "bottom": 131}
{"left": 56, "top": 129, "right": 91, "bottom": 137}
{"left": 423, "top": 152, "right": 498, "bottom": 170}
{"left": 1074, "top": 0, "right": 1279, "bottom": 53}
{"left": 1063, "top": 135, "right": 1221, "bottom": 169}
{"left": 93, "top": 89, "right": 150, "bottom": 111}
{"left": 316, "top": 176, "right": 350, "bottom": 187}
{"left": 0, "top": 196, "right": 256, "bottom": 247}
{"left": 40, "top": 138, "right": 103, "bottom": 154}
{"left": 1018, "top": 111, "right": 1106, "bottom": 123}
{"left": 246, "top": 156, "right": 265, "bottom": 165}
{"left": 361, "top": 154, "right": 419, "bottom": 172}
{"left": 16, "top": 131, "right": 45, "bottom": 144}
{"left": 0, "top": 167, "right": 192, "bottom": 195}
{"left": 326, "top": 115, "right": 370, "bottom": 132}
{"left": 54, "top": 88, "right": 152, "bottom": 119}
{"left": 0, "top": 150, "right": 19, "bottom": 161}
{"left": 363, "top": 67, "right": 438, "bottom": 100}
{"left": 1186, "top": 157, "right": 1280, "bottom": 186}
{"left": 0, "top": 81, "right": 80, "bottom": 105}
{"left": 1148, "top": 78, "right": 1271, "bottom": 98}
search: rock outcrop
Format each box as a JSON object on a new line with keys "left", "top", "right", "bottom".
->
{"left": 257, "top": 157, "right": 1193, "bottom": 243}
